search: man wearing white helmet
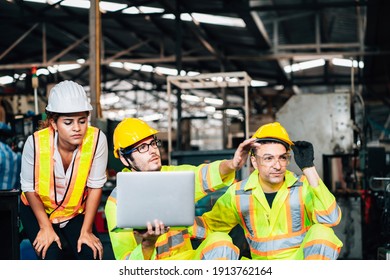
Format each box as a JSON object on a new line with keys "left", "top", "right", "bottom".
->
{"left": 192, "top": 122, "right": 343, "bottom": 260}
{"left": 20, "top": 80, "right": 108, "bottom": 260}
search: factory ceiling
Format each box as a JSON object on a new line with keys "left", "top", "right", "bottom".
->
{"left": 0, "top": 0, "right": 389, "bottom": 138}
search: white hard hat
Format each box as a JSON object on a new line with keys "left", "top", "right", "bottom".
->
{"left": 45, "top": 80, "right": 93, "bottom": 113}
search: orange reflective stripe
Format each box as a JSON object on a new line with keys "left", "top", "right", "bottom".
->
{"left": 304, "top": 239, "right": 340, "bottom": 251}
{"left": 64, "top": 127, "right": 98, "bottom": 209}
{"left": 155, "top": 230, "right": 192, "bottom": 259}
{"left": 199, "top": 164, "right": 215, "bottom": 195}
{"left": 199, "top": 240, "right": 239, "bottom": 260}
{"left": 31, "top": 126, "right": 99, "bottom": 223}
{"left": 50, "top": 126, "right": 98, "bottom": 222}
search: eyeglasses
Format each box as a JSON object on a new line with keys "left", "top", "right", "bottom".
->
{"left": 121, "top": 139, "right": 162, "bottom": 155}
{"left": 255, "top": 153, "right": 291, "bottom": 167}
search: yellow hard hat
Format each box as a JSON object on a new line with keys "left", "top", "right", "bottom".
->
{"left": 113, "top": 118, "right": 159, "bottom": 158}
{"left": 252, "top": 122, "right": 293, "bottom": 147}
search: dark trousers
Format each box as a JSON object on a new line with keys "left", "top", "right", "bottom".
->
{"left": 20, "top": 203, "right": 100, "bottom": 260}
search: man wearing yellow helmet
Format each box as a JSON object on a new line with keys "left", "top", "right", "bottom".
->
{"left": 105, "top": 117, "right": 257, "bottom": 260}
{"left": 191, "top": 122, "right": 343, "bottom": 260}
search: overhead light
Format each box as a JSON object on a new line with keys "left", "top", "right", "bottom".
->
{"left": 0, "top": 76, "right": 13, "bottom": 85}
{"left": 100, "top": 94, "right": 120, "bottom": 106}
{"left": 106, "top": 111, "right": 118, "bottom": 120}
{"left": 24, "top": 0, "right": 48, "bottom": 3}
{"left": 24, "top": 0, "right": 62, "bottom": 3}
{"left": 13, "top": 73, "right": 27, "bottom": 80}
{"left": 60, "top": 0, "right": 90, "bottom": 9}
{"left": 155, "top": 66, "right": 178, "bottom": 76}
{"left": 204, "top": 106, "right": 216, "bottom": 113}
{"left": 124, "top": 109, "right": 137, "bottom": 115}
{"left": 284, "top": 59, "right": 325, "bottom": 73}
{"left": 332, "top": 58, "right": 364, "bottom": 69}
{"left": 36, "top": 68, "right": 50, "bottom": 76}
{"left": 251, "top": 80, "right": 268, "bottom": 87}
{"left": 140, "top": 65, "right": 153, "bottom": 72}
{"left": 213, "top": 112, "right": 223, "bottom": 119}
{"left": 122, "top": 6, "right": 164, "bottom": 14}
{"left": 273, "top": 85, "right": 284, "bottom": 91}
{"left": 163, "top": 13, "right": 246, "bottom": 28}
{"left": 100, "top": 1, "right": 127, "bottom": 12}
{"left": 121, "top": 6, "right": 139, "bottom": 14}
{"left": 211, "top": 76, "right": 224, "bottom": 82}
{"left": 142, "top": 113, "right": 163, "bottom": 122}
{"left": 225, "top": 109, "right": 240, "bottom": 116}
{"left": 181, "top": 94, "right": 201, "bottom": 102}
{"left": 192, "top": 13, "right": 245, "bottom": 27}
{"left": 204, "top": 97, "right": 224, "bottom": 106}
{"left": 124, "top": 62, "right": 142, "bottom": 71}
{"left": 187, "top": 71, "right": 200, "bottom": 76}
{"left": 109, "top": 62, "right": 124, "bottom": 69}
{"left": 48, "top": 63, "right": 81, "bottom": 73}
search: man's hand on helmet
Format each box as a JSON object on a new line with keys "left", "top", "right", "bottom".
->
{"left": 292, "top": 141, "right": 314, "bottom": 170}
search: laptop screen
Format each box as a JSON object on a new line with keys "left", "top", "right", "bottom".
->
{"left": 115, "top": 171, "right": 195, "bottom": 230}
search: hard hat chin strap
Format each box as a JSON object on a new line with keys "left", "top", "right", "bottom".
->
{"left": 122, "top": 155, "right": 141, "bottom": 172}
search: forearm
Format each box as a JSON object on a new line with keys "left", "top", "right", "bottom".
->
{"left": 81, "top": 187, "right": 102, "bottom": 233}
{"left": 219, "top": 159, "right": 236, "bottom": 178}
{"left": 302, "top": 166, "right": 320, "bottom": 187}
{"left": 219, "top": 138, "right": 257, "bottom": 178}
{"left": 25, "top": 192, "right": 52, "bottom": 229}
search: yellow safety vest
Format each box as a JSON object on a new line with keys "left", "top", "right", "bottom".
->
{"left": 105, "top": 161, "right": 236, "bottom": 260}
{"left": 21, "top": 126, "right": 100, "bottom": 223}
{"left": 193, "top": 170, "right": 342, "bottom": 259}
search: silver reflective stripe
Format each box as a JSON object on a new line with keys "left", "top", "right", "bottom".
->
{"left": 110, "top": 188, "right": 118, "bottom": 200}
{"left": 157, "top": 231, "right": 186, "bottom": 255}
{"left": 247, "top": 232, "right": 306, "bottom": 253}
{"left": 289, "top": 186, "right": 303, "bottom": 232}
{"left": 201, "top": 245, "right": 239, "bottom": 260}
{"left": 194, "top": 216, "right": 207, "bottom": 238}
{"left": 316, "top": 204, "right": 341, "bottom": 224}
{"left": 200, "top": 165, "right": 212, "bottom": 194}
{"left": 235, "top": 179, "right": 253, "bottom": 235}
{"left": 303, "top": 243, "right": 340, "bottom": 259}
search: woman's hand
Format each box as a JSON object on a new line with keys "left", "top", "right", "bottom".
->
{"left": 33, "top": 226, "right": 62, "bottom": 259}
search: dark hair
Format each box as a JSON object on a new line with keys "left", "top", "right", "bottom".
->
{"left": 38, "top": 110, "right": 90, "bottom": 130}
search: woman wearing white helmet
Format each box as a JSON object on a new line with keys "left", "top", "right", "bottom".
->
{"left": 19, "top": 80, "right": 108, "bottom": 260}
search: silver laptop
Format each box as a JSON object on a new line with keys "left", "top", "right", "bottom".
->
{"left": 115, "top": 171, "right": 195, "bottom": 230}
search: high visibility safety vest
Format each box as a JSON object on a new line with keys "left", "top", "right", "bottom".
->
{"left": 21, "top": 126, "right": 100, "bottom": 224}
{"left": 193, "top": 170, "right": 343, "bottom": 260}
{"left": 105, "top": 161, "right": 236, "bottom": 260}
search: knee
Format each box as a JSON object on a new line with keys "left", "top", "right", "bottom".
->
{"left": 307, "top": 224, "right": 337, "bottom": 239}
{"left": 199, "top": 232, "right": 239, "bottom": 260}
{"left": 306, "top": 224, "right": 343, "bottom": 248}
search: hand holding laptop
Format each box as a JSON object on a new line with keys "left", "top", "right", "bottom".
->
{"left": 133, "top": 219, "right": 170, "bottom": 236}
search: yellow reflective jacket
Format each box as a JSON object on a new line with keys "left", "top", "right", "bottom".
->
{"left": 21, "top": 126, "right": 100, "bottom": 223}
{"left": 105, "top": 161, "right": 235, "bottom": 260}
{"left": 192, "top": 170, "right": 342, "bottom": 260}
